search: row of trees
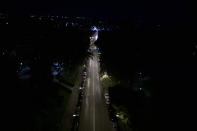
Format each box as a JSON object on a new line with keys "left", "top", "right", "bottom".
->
{"left": 6, "top": 16, "right": 91, "bottom": 131}
{"left": 96, "top": 17, "right": 197, "bottom": 131}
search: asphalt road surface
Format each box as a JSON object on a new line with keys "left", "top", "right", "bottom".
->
{"left": 79, "top": 50, "right": 113, "bottom": 131}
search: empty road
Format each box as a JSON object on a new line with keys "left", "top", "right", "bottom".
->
{"left": 79, "top": 48, "right": 113, "bottom": 131}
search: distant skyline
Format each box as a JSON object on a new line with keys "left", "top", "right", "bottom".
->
{"left": 6, "top": 1, "right": 197, "bottom": 19}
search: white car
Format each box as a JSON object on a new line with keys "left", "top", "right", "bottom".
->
{"left": 106, "top": 100, "right": 110, "bottom": 105}
{"left": 105, "top": 93, "right": 109, "bottom": 97}
{"left": 105, "top": 95, "right": 109, "bottom": 99}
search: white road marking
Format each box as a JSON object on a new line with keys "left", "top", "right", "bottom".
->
{"left": 86, "top": 78, "right": 90, "bottom": 107}
{"left": 90, "top": 59, "right": 92, "bottom": 67}
{"left": 87, "top": 78, "right": 90, "bottom": 87}
{"left": 93, "top": 59, "right": 96, "bottom": 131}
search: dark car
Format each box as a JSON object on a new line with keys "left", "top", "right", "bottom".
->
{"left": 71, "top": 108, "right": 80, "bottom": 131}
{"left": 108, "top": 105, "right": 117, "bottom": 122}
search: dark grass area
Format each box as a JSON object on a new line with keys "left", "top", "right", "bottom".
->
{"left": 108, "top": 83, "right": 152, "bottom": 131}
{"left": 15, "top": 79, "right": 71, "bottom": 131}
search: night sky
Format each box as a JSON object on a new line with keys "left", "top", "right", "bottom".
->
{"left": 7, "top": 0, "right": 196, "bottom": 18}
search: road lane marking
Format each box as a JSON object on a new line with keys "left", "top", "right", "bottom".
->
{"left": 90, "top": 59, "right": 92, "bottom": 67}
{"left": 86, "top": 78, "right": 90, "bottom": 107}
{"left": 87, "top": 78, "right": 90, "bottom": 87}
{"left": 93, "top": 59, "right": 96, "bottom": 131}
